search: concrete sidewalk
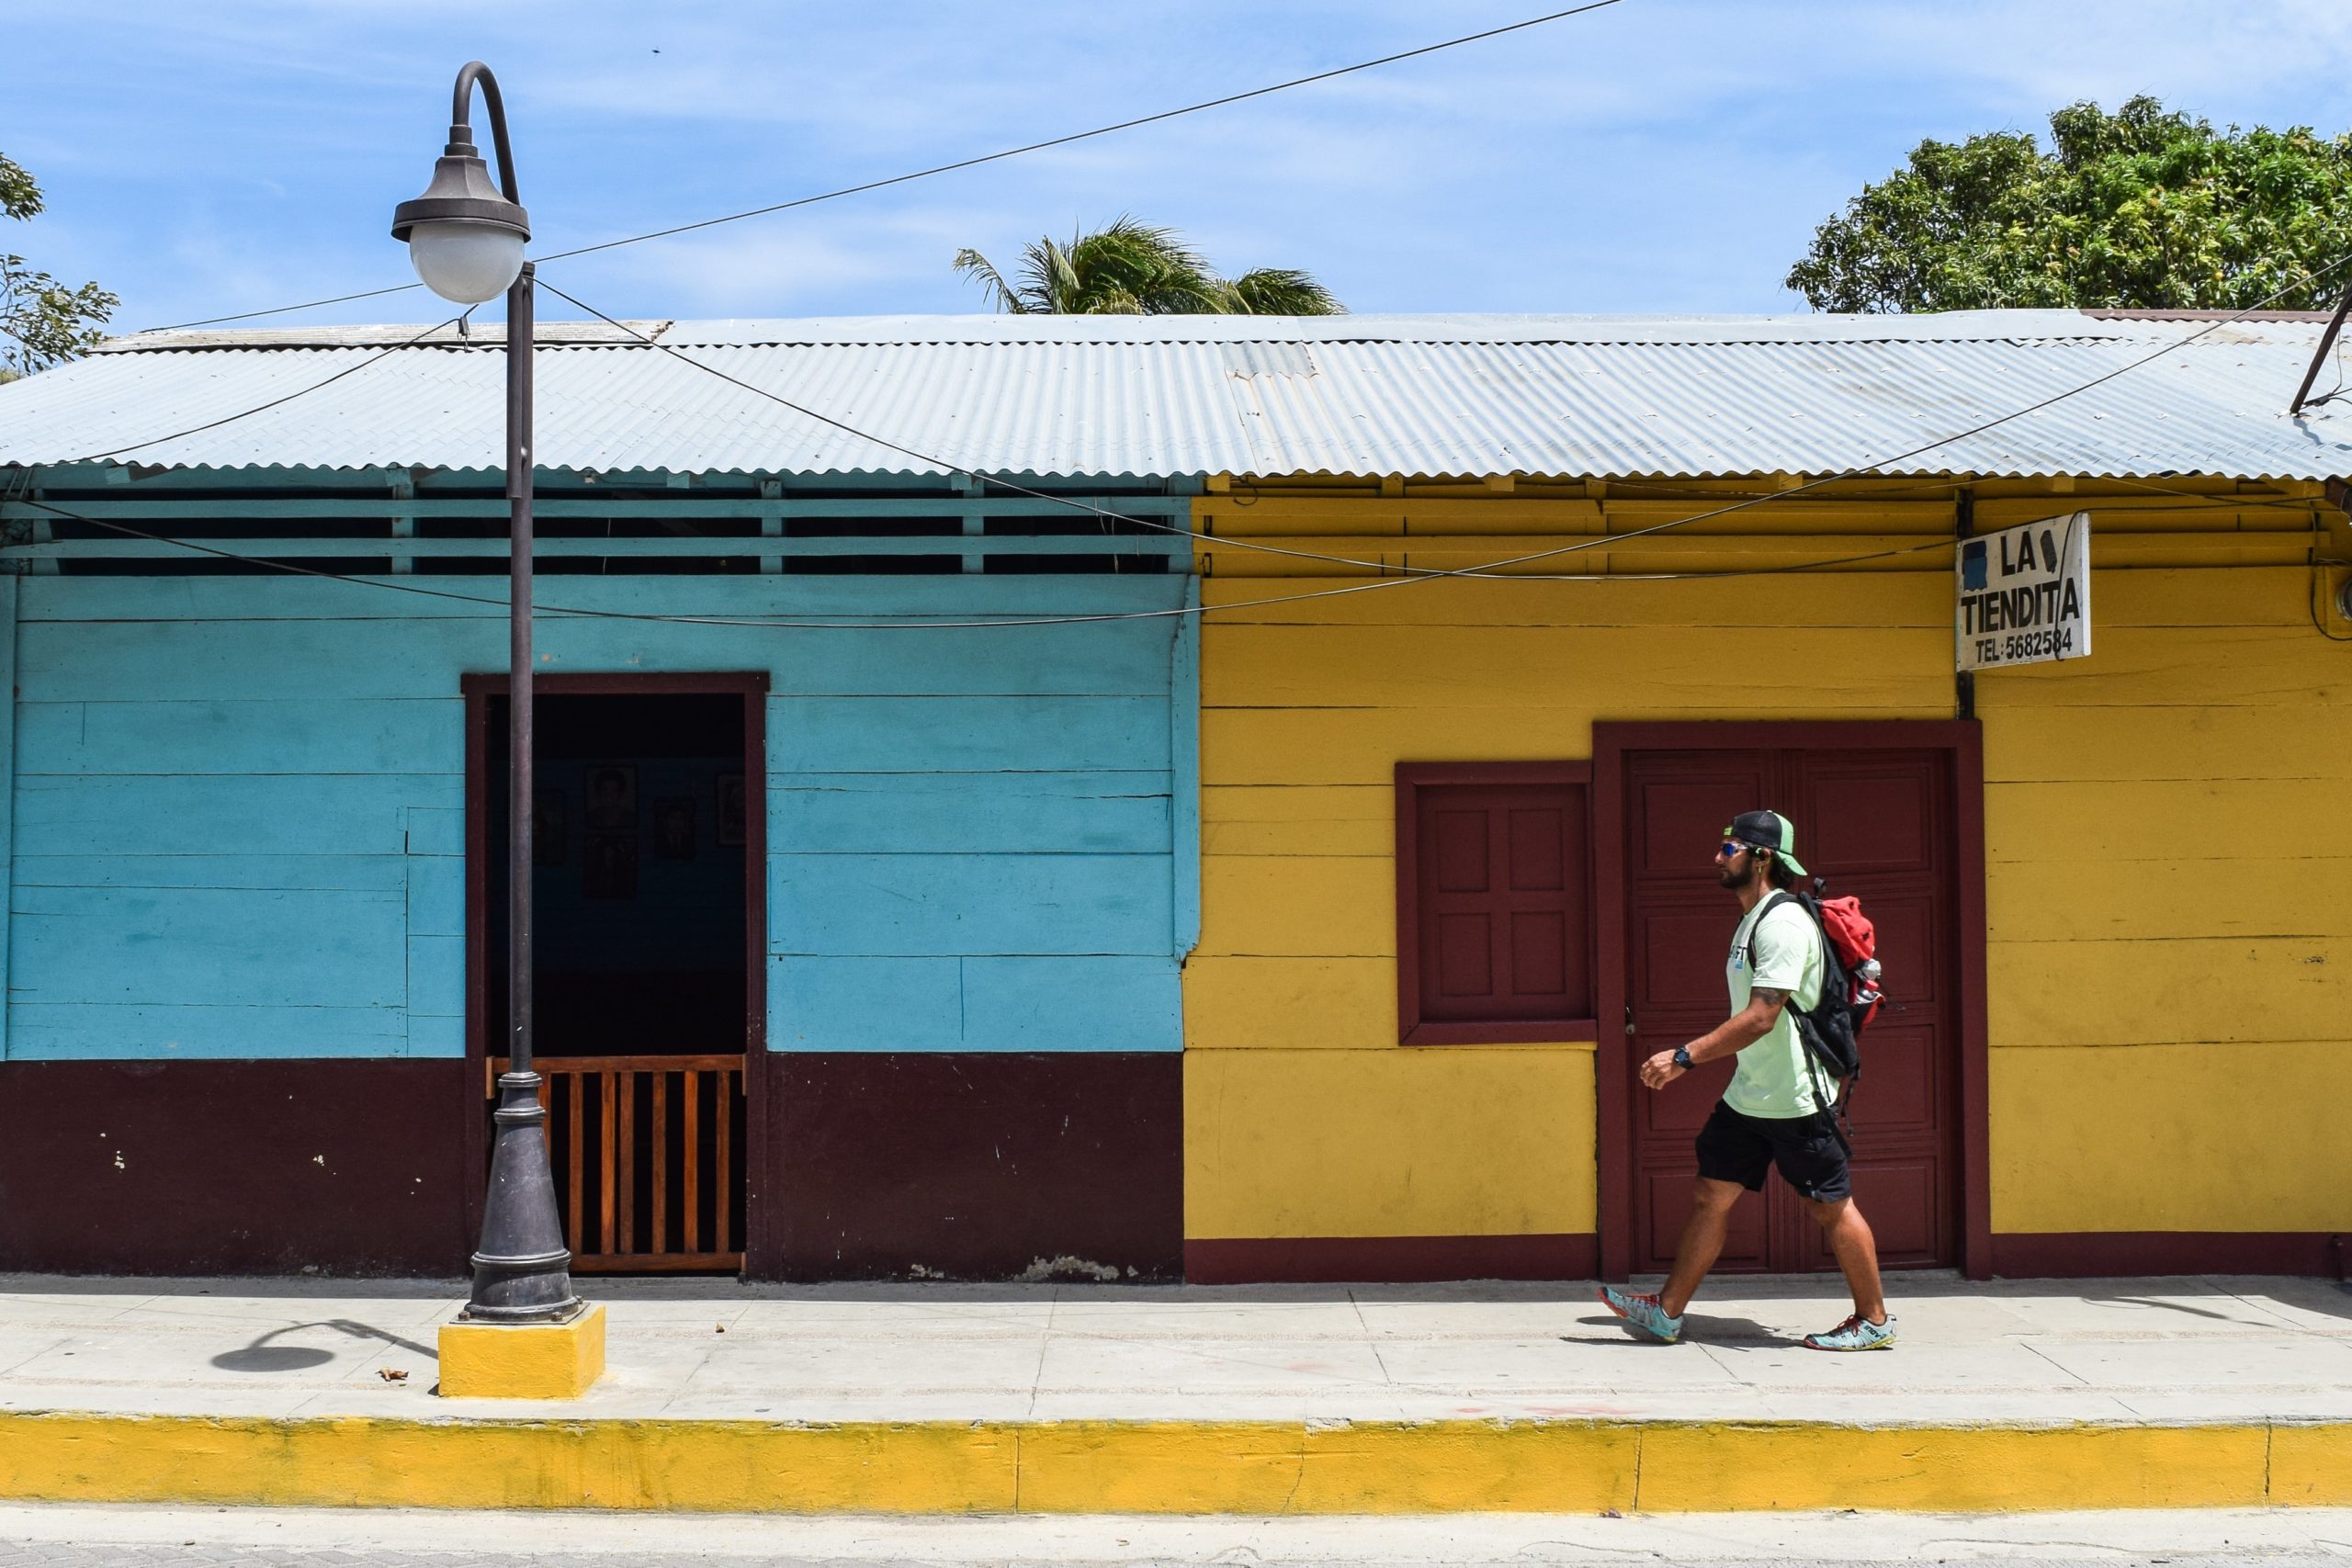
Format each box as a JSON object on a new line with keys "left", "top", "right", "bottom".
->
{"left": 0, "top": 1272, "right": 2346, "bottom": 1514}
{"left": 10, "top": 1501, "right": 2352, "bottom": 1565}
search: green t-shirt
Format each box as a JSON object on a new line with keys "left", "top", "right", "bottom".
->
{"left": 1722, "top": 895, "right": 1829, "bottom": 1119}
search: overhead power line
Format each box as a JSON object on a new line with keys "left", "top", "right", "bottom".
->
{"left": 66, "top": 316, "right": 461, "bottom": 462}
{"left": 13, "top": 491, "right": 1973, "bottom": 633}
{"left": 532, "top": 267, "right": 2352, "bottom": 591}
{"left": 140, "top": 280, "right": 427, "bottom": 334}
{"left": 21, "top": 252, "right": 2347, "bottom": 630}
{"left": 530, "top": 1, "right": 1634, "bottom": 267}
{"left": 15, "top": 484, "right": 2332, "bottom": 635}
{"left": 137, "top": 0, "right": 1633, "bottom": 333}
{"left": 532, "top": 276, "right": 1521, "bottom": 581}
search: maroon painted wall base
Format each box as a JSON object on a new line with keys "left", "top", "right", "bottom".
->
{"left": 0, "top": 1060, "right": 473, "bottom": 1277}
{"left": 1990, "top": 1231, "right": 2346, "bottom": 1279}
{"left": 761, "top": 1053, "right": 1182, "bottom": 1282}
{"left": 1185, "top": 1234, "right": 1600, "bottom": 1284}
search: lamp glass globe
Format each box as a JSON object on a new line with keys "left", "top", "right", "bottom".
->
{"left": 407, "top": 221, "right": 526, "bottom": 305}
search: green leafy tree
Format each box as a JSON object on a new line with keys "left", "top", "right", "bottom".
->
{"left": 955, "top": 216, "right": 1341, "bottom": 315}
{"left": 1787, "top": 96, "right": 2352, "bottom": 312}
{"left": 1, "top": 152, "right": 118, "bottom": 382}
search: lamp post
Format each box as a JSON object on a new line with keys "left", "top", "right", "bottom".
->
{"left": 393, "top": 62, "right": 580, "bottom": 1325}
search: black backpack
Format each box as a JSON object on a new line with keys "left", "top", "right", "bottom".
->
{"left": 1747, "top": 889, "right": 1876, "bottom": 1137}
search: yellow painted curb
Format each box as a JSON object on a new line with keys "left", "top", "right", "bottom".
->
{"left": 437, "top": 1303, "right": 606, "bottom": 1400}
{"left": 2273, "top": 1423, "right": 2352, "bottom": 1506}
{"left": 0, "top": 1413, "right": 2338, "bottom": 1515}
{"left": 1634, "top": 1422, "right": 2273, "bottom": 1513}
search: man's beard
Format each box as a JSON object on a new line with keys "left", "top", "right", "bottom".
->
{"left": 1719, "top": 859, "right": 1754, "bottom": 891}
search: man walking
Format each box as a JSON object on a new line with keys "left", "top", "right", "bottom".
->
{"left": 1598, "top": 810, "right": 1895, "bottom": 1351}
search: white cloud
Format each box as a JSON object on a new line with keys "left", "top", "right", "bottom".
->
{"left": 19, "top": 0, "right": 2352, "bottom": 329}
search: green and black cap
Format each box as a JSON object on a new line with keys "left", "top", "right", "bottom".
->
{"left": 1725, "top": 809, "right": 1808, "bottom": 877}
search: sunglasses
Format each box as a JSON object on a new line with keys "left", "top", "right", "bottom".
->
{"left": 1715, "top": 840, "right": 1756, "bottom": 859}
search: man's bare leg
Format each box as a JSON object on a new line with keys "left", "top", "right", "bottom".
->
{"left": 1806, "top": 1196, "right": 1887, "bottom": 1323}
{"left": 1659, "top": 1178, "right": 1745, "bottom": 1317}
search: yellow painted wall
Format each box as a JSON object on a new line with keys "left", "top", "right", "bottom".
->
{"left": 1978, "top": 543, "right": 2352, "bottom": 1234}
{"left": 1184, "top": 1048, "right": 1596, "bottom": 1239}
{"left": 1183, "top": 477, "right": 2352, "bottom": 1244}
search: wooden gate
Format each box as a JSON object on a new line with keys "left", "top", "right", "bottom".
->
{"left": 491, "top": 1055, "right": 746, "bottom": 1272}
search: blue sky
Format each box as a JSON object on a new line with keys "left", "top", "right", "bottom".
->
{"left": 12, "top": 1, "right": 2352, "bottom": 334}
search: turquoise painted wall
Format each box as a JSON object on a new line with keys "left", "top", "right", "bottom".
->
{"left": 4, "top": 572, "right": 1195, "bottom": 1062}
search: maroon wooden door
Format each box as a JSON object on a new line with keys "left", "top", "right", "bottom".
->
{"left": 1623, "top": 746, "right": 1960, "bottom": 1272}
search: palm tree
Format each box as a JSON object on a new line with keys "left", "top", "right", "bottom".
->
{"left": 1220, "top": 267, "right": 1343, "bottom": 316}
{"left": 954, "top": 217, "right": 1341, "bottom": 316}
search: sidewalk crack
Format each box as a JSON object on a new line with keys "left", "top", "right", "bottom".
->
{"left": 1348, "top": 1288, "right": 1395, "bottom": 1387}
{"left": 1631, "top": 1422, "right": 1645, "bottom": 1513}
{"left": 1023, "top": 1289, "right": 1055, "bottom": 1419}
{"left": 1694, "top": 1341, "right": 1748, "bottom": 1384}
{"left": 650, "top": 1344, "right": 725, "bottom": 1417}
{"left": 0, "top": 1335, "right": 74, "bottom": 1380}
{"left": 2018, "top": 1338, "right": 2093, "bottom": 1386}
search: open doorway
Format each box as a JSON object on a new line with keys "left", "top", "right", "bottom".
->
{"left": 465, "top": 674, "right": 767, "bottom": 1275}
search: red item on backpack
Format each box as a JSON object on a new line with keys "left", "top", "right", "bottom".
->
{"left": 1813, "top": 895, "right": 1883, "bottom": 1033}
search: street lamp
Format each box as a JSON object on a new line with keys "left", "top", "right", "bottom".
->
{"left": 394, "top": 62, "right": 580, "bottom": 1329}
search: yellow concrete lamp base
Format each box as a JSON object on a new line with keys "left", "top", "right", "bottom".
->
{"left": 437, "top": 1303, "right": 605, "bottom": 1399}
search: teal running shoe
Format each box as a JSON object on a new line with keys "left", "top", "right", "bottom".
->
{"left": 1804, "top": 1314, "right": 1897, "bottom": 1351}
{"left": 1597, "top": 1284, "right": 1683, "bottom": 1344}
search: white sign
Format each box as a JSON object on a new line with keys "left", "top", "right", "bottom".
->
{"left": 1956, "top": 512, "right": 2090, "bottom": 672}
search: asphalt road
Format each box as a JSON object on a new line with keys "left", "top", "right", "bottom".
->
{"left": 3, "top": 1505, "right": 2350, "bottom": 1567}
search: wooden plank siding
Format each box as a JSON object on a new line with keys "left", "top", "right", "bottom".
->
{"left": 4, "top": 492, "right": 1199, "bottom": 1066}
{"left": 7, "top": 457, "right": 2346, "bottom": 1277}
{"left": 1182, "top": 476, "right": 2352, "bottom": 1264}
{"left": 1973, "top": 558, "right": 2352, "bottom": 1236}
{"left": 0, "top": 577, "right": 17, "bottom": 1060}
{"left": 0, "top": 465, "right": 1201, "bottom": 1275}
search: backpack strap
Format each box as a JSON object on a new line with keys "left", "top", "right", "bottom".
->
{"left": 1745, "top": 891, "right": 1799, "bottom": 971}
{"left": 1747, "top": 892, "right": 1848, "bottom": 1131}
{"left": 1804, "top": 1040, "right": 1851, "bottom": 1148}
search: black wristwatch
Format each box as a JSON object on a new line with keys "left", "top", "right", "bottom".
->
{"left": 1672, "top": 1046, "right": 1693, "bottom": 1069}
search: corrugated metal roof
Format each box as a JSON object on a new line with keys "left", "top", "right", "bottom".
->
{"left": 4, "top": 310, "right": 2346, "bottom": 481}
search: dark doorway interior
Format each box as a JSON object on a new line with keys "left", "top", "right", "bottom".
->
{"left": 480, "top": 689, "right": 754, "bottom": 1273}
{"left": 486, "top": 693, "right": 748, "bottom": 1055}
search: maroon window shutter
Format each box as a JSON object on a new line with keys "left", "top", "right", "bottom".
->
{"left": 1396, "top": 766, "right": 1594, "bottom": 1043}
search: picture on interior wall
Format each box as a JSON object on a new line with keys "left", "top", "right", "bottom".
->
{"left": 532, "top": 789, "right": 567, "bottom": 865}
{"left": 583, "top": 833, "right": 638, "bottom": 899}
{"left": 653, "top": 795, "right": 697, "bottom": 860}
{"left": 584, "top": 765, "right": 638, "bottom": 829}
{"left": 717, "top": 773, "right": 746, "bottom": 846}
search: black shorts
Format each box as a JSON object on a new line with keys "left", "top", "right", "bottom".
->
{"left": 1694, "top": 1100, "right": 1851, "bottom": 1202}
